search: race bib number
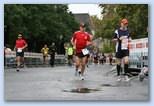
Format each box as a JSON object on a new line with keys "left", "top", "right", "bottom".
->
{"left": 82, "top": 48, "right": 89, "bottom": 55}
{"left": 121, "top": 38, "right": 128, "bottom": 50}
{"left": 17, "top": 48, "right": 22, "bottom": 53}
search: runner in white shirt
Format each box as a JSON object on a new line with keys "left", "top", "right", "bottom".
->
{"left": 112, "top": 18, "right": 131, "bottom": 81}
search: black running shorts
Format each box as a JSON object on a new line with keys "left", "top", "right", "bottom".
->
{"left": 115, "top": 50, "right": 129, "bottom": 59}
{"left": 68, "top": 55, "right": 73, "bottom": 59}
{"left": 76, "top": 52, "right": 89, "bottom": 58}
{"left": 16, "top": 51, "right": 24, "bottom": 57}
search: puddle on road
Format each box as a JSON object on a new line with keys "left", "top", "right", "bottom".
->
{"left": 101, "top": 84, "right": 114, "bottom": 87}
{"left": 63, "top": 83, "right": 131, "bottom": 93}
{"left": 63, "top": 88, "right": 101, "bottom": 93}
{"left": 101, "top": 82, "right": 131, "bottom": 87}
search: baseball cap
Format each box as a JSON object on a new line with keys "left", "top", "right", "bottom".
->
{"left": 121, "top": 18, "right": 128, "bottom": 25}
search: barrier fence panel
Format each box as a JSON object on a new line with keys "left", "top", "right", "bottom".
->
{"left": 129, "top": 38, "right": 148, "bottom": 69}
{"left": 4, "top": 51, "right": 66, "bottom": 68}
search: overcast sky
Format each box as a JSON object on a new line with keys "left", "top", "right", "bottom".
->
{"left": 68, "top": 4, "right": 102, "bottom": 19}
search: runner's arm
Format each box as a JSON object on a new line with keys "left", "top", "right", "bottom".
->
{"left": 22, "top": 41, "right": 28, "bottom": 50}
{"left": 128, "top": 33, "right": 132, "bottom": 42}
{"left": 14, "top": 46, "right": 16, "bottom": 51}
{"left": 71, "top": 33, "right": 76, "bottom": 49}
{"left": 41, "top": 48, "right": 44, "bottom": 53}
{"left": 14, "top": 40, "right": 17, "bottom": 51}
{"left": 112, "top": 33, "right": 119, "bottom": 42}
{"left": 86, "top": 33, "right": 93, "bottom": 46}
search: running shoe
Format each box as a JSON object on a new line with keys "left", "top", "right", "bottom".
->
{"left": 80, "top": 74, "right": 84, "bottom": 80}
{"left": 16, "top": 68, "right": 20, "bottom": 72}
{"left": 117, "top": 76, "right": 122, "bottom": 81}
{"left": 87, "top": 65, "right": 89, "bottom": 68}
{"left": 20, "top": 64, "right": 24, "bottom": 68}
{"left": 139, "top": 73, "right": 145, "bottom": 82}
{"left": 124, "top": 75, "right": 130, "bottom": 82}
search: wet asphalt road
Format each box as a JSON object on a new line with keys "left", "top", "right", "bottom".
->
{"left": 4, "top": 64, "right": 149, "bottom": 101}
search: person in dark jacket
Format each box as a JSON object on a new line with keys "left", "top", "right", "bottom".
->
{"left": 49, "top": 42, "right": 57, "bottom": 67}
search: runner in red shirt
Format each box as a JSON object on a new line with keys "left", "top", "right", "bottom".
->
{"left": 71, "top": 23, "right": 92, "bottom": 80}
{"left": 14, "top": 33, "right": 28, "bottom": 72}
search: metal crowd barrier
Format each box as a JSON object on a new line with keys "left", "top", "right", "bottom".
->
{"left": 129, "top": 51, "right": 148, "bottom": 69}
{"left": 4, "top": 51, "right": 66, "bottom": 68}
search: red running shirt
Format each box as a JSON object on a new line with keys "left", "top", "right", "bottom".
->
{"left": 72, "top": 31, "right": 90, "bottom": 53}
{"left": 15, "top": 39, "right": 27, "bottom": 49}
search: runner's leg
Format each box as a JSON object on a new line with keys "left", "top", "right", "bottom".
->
{"left": 116, "top": 58, "right": 121, "bottom": 76}
{"left": 123, "top": 56, "right": 130, "bottom": 81}
{"left": 116, "top": 58, "right": 122, "bottom": 81}
{"left": 16, "top": 56, "right": 20, "bottom": 66}
{"left": 75, "top": 56, "right": 81, "bottom": 75}
{"left": 20, "top": 52, "right": 24, "bottom": 67}
{"left": 81, "top": 56, "right": 87, "bottom": 75}
{"left": 16, "top": 56, "right": 20, "bottom": 71}
{"left": 123, "top": 56, "right": 129, "bottom": 74}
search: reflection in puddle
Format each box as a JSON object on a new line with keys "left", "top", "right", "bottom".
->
{"left": 63, "top": 88, "right": 100, "bottom": 93}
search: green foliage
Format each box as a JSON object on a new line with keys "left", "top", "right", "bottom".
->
{"left": 4, "top": 4, "right": 79, "bottom": 52}
{"left": 116, "top": 4, "right": 148, "bottom": 38}
{"left": 92, "top": 4, "right": 148, "bottom": 40}
{"left": 91, "top": 4, "right": 148, "bottom": 53}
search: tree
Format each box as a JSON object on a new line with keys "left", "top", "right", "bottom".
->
{"left": 4, "top": 4, "right": 79, "bottom": 53}
{"left": 116, "top": 4, "right": 148, "bottom": 38}
{"left": 98, "top": 4, "right": 148, "bottom": 39}
{"left": 91, "top": 4, "right": 148, "bottom": 53}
